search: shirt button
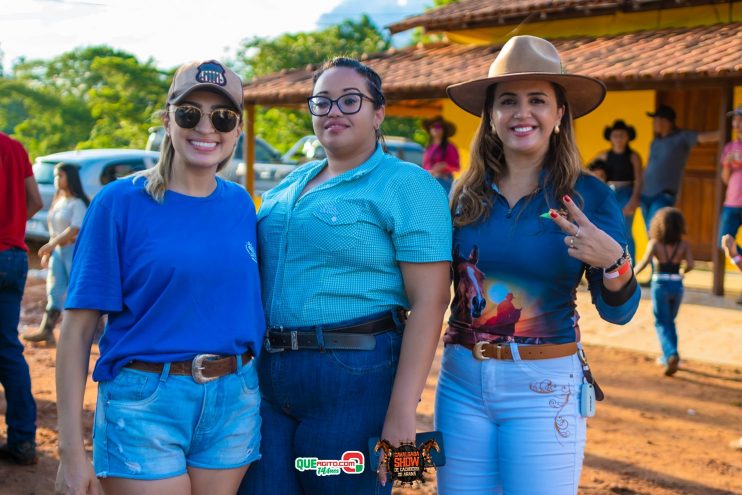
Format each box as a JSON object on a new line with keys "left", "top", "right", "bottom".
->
{"left": 331, "top": 216, "right": 337, "bottom": 222}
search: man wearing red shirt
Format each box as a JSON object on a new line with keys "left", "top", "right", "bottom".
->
{"left": 0, "top": 132, "right": 42, "bottom": 465}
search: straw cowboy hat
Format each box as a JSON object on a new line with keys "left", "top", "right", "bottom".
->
{"left": 447, "top": 35, "right": 606, "bottom": 118}
{"left": 603, "top": 120, "right": 637, "bottom": 141}
{"left": 423, "top": 116, "right": 456, "bottom": 137}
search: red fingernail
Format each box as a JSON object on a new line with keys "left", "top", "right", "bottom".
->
{"left": 563, "top": 195, "right": 572, "bottom": 203}
{"left": 549, "top": 210, "right": 558, "bottom": 219}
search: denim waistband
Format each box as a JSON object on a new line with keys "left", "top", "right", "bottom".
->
{"left": 652, "top": 273, "right": 683, "bottom": 281}
{"left": 267, "top": 308, "right": 406, "bottom": 333}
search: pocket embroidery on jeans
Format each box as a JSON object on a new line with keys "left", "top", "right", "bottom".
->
{"left": 529, "top": 380, "right": 573, "bottom": 440}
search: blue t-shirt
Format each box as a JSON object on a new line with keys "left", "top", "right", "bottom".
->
{"left": 65, "top": 177, "right": 265, "bottom": 381}
{"left": 446, "top": 174, "right": 640, "bottom": 343}
{"left": 641, "top": 129, "right": 699, "bottom": 196}
{"left": 259, "top": 144, "right": 452, "bottom": 327}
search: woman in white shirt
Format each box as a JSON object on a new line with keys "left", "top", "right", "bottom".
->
{"left": 24, "top": 163, "right": 88, "bottom": 344}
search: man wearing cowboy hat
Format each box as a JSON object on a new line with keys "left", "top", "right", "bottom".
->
{"left": 640, "top": 104, "right": 720, "bottom": 228}
{"left": 719, "top": 105, "right": 742, "bottom": 303}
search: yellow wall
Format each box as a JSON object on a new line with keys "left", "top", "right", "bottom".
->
{"left": 446, "top": 3, "right": 742, "bottom": 45}
{"left": 440, "top": 99, "right": 483, "bottom": 178}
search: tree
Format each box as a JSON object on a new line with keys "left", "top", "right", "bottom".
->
{"left": 234, "top": 15, "right": 427, "bottom": 153}
{"left": 1, "top": 46, "right": 169, "bottom": 157}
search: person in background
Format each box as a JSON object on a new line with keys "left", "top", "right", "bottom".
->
{"left": 436, "top": 36, "right": 640, "bottom": 494}
{"left": 422, "top": 116, "right": 460, "bottom": 194}
{"left": 634, "top": 207, "right": 694, "bottom": 376}
{"left": 591, "top": 120, "right": 643, "bottom": 261}
{"left": 0, "top": 132, "right": 43, "bottom": 465}
{"left": 24, "top": 163, "right": 89, "bottom": 344}
{"left": 587, "top": 158, "right": 608, "bottom": 182}
{"left": 719, "top": 105, "right": 742, "bottom": 304}
{"left": 640, "top": 104, "right": 719, "bottom": 228}
{"left": 55, "top": 60, "right": 264, "bottom": 495}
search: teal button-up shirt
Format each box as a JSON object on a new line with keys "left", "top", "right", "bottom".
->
{"left": 258, "top": 144, "right": 452, "bottom": 327}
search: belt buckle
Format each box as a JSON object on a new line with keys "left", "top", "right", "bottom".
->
{"left": 192, "top": 353, "right": 220, "bottom": 384}
{"left": 472, "top": 341, "right": 492, "bottom": 361}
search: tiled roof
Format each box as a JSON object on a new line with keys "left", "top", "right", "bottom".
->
{"left": 243, "top": 23, "right": 742, "bottom": 105}
{"left": 387, "top": 0, "right": 726, "bottom": 34}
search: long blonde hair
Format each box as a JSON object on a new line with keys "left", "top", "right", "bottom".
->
{"left": 451, "top": 83, "right": 583, "bottom": 227}
{"left": 133, "top": 105, "right": 235, "bottom": 202}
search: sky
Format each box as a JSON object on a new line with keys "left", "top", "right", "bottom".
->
{"left": 0, "top": 0, "right": 428, "bottom": 70}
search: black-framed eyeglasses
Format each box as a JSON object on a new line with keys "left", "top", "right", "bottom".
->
{"left": 171, "top": 105, "right": 241, "bottom": 133}
{"left": 306, "top": 93, "right": 375, "bottom": 117}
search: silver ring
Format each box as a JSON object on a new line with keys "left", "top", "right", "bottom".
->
{"left": 569, "top": 237, "right": 575, "bottom": 248}
{"left": 574, "top": 226, "right": 581, "bottom": 238}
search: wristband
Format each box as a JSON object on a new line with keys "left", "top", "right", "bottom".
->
{"left": 603, "top": 249, "right": 630, "bottom": 274}
{"left": 733, "top": 255, "right": 742, "bottom": 265}
{"left": 603, "top": 260, "right": 631, "bottom": 279}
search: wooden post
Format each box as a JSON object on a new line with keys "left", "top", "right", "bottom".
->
{"left": 244, "top": 103, "right": 256, "bottom": 197}
{"left": 712, "top": 82, "right": 733, "bottom": 296}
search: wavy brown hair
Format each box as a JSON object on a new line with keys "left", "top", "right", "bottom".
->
{"left": 451, "top": 83, "right": 583, "bottom": 227}
{"left": 648, "top": 207, "right": 686, "bottom": 245}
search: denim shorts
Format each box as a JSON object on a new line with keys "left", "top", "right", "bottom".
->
{"left": 93, "top": 357, "right": 261, "bottom": 480}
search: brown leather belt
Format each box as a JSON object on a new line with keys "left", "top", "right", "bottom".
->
{"left": 459, "top": 342, "right": 578, "bottom": 361}
{"left": 265, "top": 310, "right": 406, "bottom": 352}
{"left": 125, "top": 350, "right": 252, "bottom": 384}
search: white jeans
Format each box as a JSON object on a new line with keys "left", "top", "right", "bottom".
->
{"left": 434, "top": 343, "right": 586, "bottom": 495}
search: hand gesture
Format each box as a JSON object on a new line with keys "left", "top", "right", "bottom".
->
{"left": 549, "top": 195, "right": 624, "bottom": 268}
{"left": 55, "top": 456, "right": 103, "bottom": 495}
{"left": 377, "top": 407, "right": 417, "bottom": 486}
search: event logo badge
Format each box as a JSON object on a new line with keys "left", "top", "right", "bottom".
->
{"left": 374, "top": 439, "right": 440, "bottom": 486}
{"left": 294, "top": 451, "right": 365, "bottom": 476}
{"left": 195, "top": 61, "right": 227, "bottom": 86}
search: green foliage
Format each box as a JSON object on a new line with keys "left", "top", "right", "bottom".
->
{"left": 409, "top": 0, "right": 460, "bottom": 46}
{"left": 0, "top": 45, "right": 168, "bottom": 158}
{"left": 236, "top": 15, "right": 390, "bottom": 79}
{"left": 235, "top": 15, "right": 402, "bottom": 150}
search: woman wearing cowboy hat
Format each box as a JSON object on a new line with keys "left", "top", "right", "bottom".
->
{"left": 589, "top": 119, "right": 643, "bottom": 261}
{"left": 422, "top": 116, "right": 460, "bottom": 194}
{"left": 434, "top": 36, "right": 640, "bottom": 494}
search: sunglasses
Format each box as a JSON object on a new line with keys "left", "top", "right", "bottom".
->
{"left": 171, "top": 105, "right": 241, "bottom": 133}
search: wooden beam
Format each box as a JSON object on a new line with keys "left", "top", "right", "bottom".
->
{"left": 712, "top": 81, "right": 733, "bottom": 296}
{"left": 244, "top": 103, "right": 255, "bottom": 197}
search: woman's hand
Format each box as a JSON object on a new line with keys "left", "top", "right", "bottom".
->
{"left": 377, "top": 406, "right": 418, "bottom": 486}
{"left": 550, "top": 194, "right": 624, "bottom": 268}
{"left": 38, "top": 241, "right": 55, "bottom": 258}
{"left": 40, "top": 254, "right": 50, "bottom": 269}
{"left": 622, "top": 198, "right": 639, "bottom": 217}
{"left": 55, "top": 455, "right": 102, "bottom": 495}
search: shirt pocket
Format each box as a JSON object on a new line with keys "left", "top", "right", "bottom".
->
{"left": 306, "top": 203, "right": 360, "bottom": 252}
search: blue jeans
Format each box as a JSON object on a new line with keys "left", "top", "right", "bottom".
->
{"left": 0, "top": 248, "right": 37, "bottom": 446}
{"left": 640, "top": 192, "right": 676, "bottom": 231}
{"left": 612, "top": 184, "right": 636, "bottom": 261}
{"left": 651, "top": 278, "right": 684, "bottom": 362}
{"left": 46, "top": 244, "right": 74, "bottom": 311}
{"left": 434, "top": 343, "right": 585, "bottom": 494}
{"left": 94, "top": 357, "right": 261, "bottom": 479}
{"left": 718, "top": 206, "right": 742, "bottom": 251}
{"left": 239, "top": 319, "right": 403, "bottom": 495}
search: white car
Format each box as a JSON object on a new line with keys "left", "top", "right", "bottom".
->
{"left": 26, "top": 149, "right": 159, "bottom": 242}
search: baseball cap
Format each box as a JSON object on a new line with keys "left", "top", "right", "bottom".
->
{"left": 167, "top": 60, "right": 243, "bottom": 111}
{"left": 727, "top": 105, "right": 742, "bottom": 117}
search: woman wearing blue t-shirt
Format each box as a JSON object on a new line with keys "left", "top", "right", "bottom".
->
{"left": 55, "top": 60, "right": 265, "bottom": 495}
{"left": 239, "top": 58, "right": 452, "bottom": 495}
{"left": 435, "top": 36, "right": 641, "bottom": 494}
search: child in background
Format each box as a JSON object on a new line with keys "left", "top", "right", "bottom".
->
{"left": 634, "top": 207, "right": 694, "bottom": 376}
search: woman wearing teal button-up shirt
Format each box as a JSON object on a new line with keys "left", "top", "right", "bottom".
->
{"left": 239, "top": 58, "right": 452, "bottom": 495}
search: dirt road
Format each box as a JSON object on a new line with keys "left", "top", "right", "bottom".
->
{"left": 1, "top": 278, "right": 741, "bottom": 494}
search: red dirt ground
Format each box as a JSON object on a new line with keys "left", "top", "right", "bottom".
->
{"left": 1, "top": 278, "right": 741, "bottom": 495}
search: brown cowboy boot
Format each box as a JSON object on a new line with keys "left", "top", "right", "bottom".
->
{"left": 23, "top": 308, "right": 60, "bottom": 344}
